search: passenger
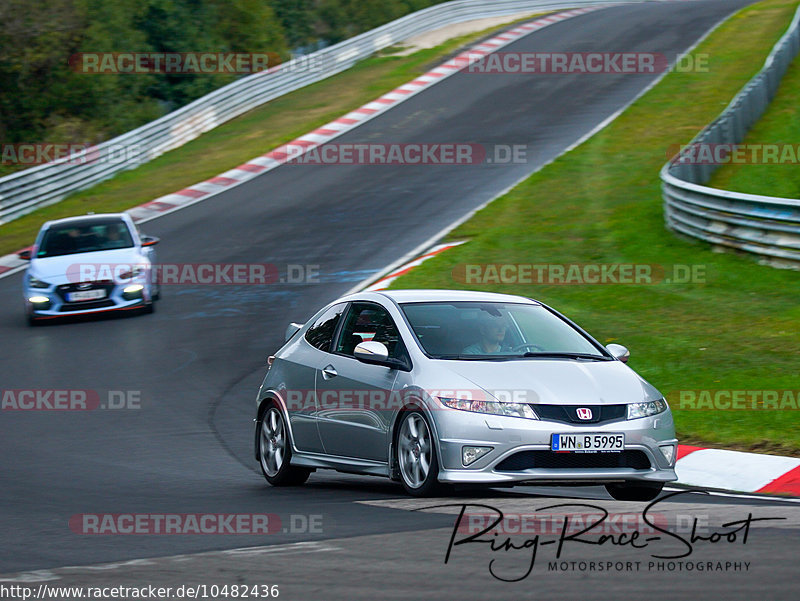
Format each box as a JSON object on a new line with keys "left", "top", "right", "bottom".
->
{"left": 105, "top": 225, "right": 126, "bottom": 248}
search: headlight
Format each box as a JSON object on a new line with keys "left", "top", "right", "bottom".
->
{"left": 119, "top": 266, "right": 144, "bottom": 280}
{"left": 28, "top": 275, "right": 50, "bottom": 289}
{"left": 627, "top": 398, "right": 668, "bottom": 419}
{"left": 440, "top": 397, "right": 538, "bottom": 420}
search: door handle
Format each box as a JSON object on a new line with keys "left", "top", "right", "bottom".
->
{"left": 321, "top": 365, "right": 338, "bottom": 380}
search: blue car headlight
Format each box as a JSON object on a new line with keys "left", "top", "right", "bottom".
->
{"left": 28, "top": 275, "right": 50, "bottom": 289}
{"left": 440, "top": 397, "right": 538, "bottom": 420}
{"left": 627, "top": 398, "right": 668, "bottom": 419}
{"left": 118, "top": 266, "right": 145, "bottom": 281}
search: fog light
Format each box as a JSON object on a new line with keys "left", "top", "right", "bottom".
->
{"left": 462, "top": 446, "right": 492, "bottom": 466}
{"left": 28, "top": 295, "right": 51, "bottom": 311}
{"left": 659, "top": 444, "right": 676, "bottom": 465}
{"left": 122, "top": 284, "right": 144, "bottom": 300}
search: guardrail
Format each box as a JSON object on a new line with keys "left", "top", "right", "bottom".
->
{"left": 661, "top": 5, "right": 800, "bottom": 269}
{"left": 0, "top": 0, "right": 648, "bottom": 225}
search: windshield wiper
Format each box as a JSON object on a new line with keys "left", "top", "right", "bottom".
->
{"left": 519, "top": 352, "right": 610, "bottom": 361}
{"left": 433, "top": 354, "right": 512, "bottom": 361}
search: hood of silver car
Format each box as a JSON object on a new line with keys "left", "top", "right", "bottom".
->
{"left": 440, "top": 359, "right": 660, "bottom": 405}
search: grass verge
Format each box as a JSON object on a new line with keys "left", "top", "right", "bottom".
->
{"left": 708, "top": 56, "right": 800, "bottom": 197}
{"left": 0, "top": 14, "right": 539, "bottom": 256}
{"left": 390, "top": 0, "right": 800, "bottom": 455}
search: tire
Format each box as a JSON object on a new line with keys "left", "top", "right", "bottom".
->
{"left": 605, "top": 481, "right": 664, "bottom": 501}
{"left": 396, "top": 409, "right": 445, "bottom": 497}
{"left": 258, "top": 403, "right": 311, "bottom": 486}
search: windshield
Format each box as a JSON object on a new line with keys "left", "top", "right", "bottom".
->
{"left": 400, "top": 301, "right": 607, "bottom": 360}
{"left": 37, "top": 219, "right": 134, "bottom": 258}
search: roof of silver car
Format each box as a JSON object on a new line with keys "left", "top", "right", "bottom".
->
{"left": 375, "top": 289, "right": 540, "bottom": 305}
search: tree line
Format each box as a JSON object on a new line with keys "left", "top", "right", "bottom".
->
{"left": 0, "top": 0, "right": 445, "bottom": 174}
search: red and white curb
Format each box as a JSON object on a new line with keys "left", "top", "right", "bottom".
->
{"left": 0, "top": 6, "right": 603, "bottom": 280}
{"left": 0, "top": 252, "right": 22, "bottom": 277}
{"left": 675, "top": 445, "right": 800, "bottom": 496}
{"left": 363, "top": 241, "right": 465, "bottom": 291}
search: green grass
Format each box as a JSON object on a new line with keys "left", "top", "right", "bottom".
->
{"left": 0, "top": 14, "right": 539, "bottom": 255}
{"left": 389, "top": 0, "right": 800, "bottom": 455}
{"left": 708, "top": 56, "right": 800, "bottom": 197}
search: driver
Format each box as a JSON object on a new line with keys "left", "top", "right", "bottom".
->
{"left": 462, "top": 313, "right": 508, "bottom": 354}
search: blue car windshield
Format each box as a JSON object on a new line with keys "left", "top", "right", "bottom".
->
{"left": 400, "top": 301, "right": 607, "bottom": 360}
{"left": 38, "top": 220, "right": 134, "bottom": 257}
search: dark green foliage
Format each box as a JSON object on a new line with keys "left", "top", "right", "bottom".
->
{"left": 0, "top": 0, "right": 447, "bottom": 175}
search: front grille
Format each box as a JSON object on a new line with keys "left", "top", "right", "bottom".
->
{"left": 60, "top": 299, "right": 116, "bottom": 312}
{"left": 495, "top": 450, "right": 651, "bottom": 471}
{"left": 534, "top": 404, "right": 627, "bottom": 425}
{"left": 56, "top": 281, "right": 115, "bottom": 303}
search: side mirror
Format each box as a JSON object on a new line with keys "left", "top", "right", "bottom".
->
{"left": 141, "top": 235, "right": 160, "bottom": 247}
{"left": 17, "top": 249, "right": 32, "bottom": 260}
{"left": 353, "top": 341, "right": 410, "bottom": 371}
{"left": 606, "top": 343, "right": 630, "bottom": 363}
{"left": 354, "top": 340, "right": 389, "bottom": 363}
{"left": 285, "top": 322, "right": 303, "bottom": 342}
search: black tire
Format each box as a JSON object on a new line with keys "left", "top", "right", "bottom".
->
{"left": 395, "top": 409, "right": 446, "bottom": 497}
{"left": 605, "top": 481, "right": 664, "bottom": 501}
{"left": 257, "top": 402, "right": 311, "bottom": 486}
{"left": 27, "top": 314, "right": 40, "bottom": 327}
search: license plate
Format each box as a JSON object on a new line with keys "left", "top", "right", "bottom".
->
{"left": 551, "top": 433, "right": 624, "bottom": 452}
{"left": 67, "top": 289, "right": 106, "bottom": 302}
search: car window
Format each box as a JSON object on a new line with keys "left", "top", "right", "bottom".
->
{"left": 400, "top": 302, "right": 603, "bottom": 359}
{"left": 335, "top": 303, "right": 408, "bottom": 361}
{"left": 304, "top": 303, "right": 346, "bottom": 352}
{"left": 37, "top": 219, "right": 134, "bottom": 257}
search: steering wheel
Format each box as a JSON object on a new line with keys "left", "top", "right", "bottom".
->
{"left": 512, "top": 343, "right": 544, "bottom": 353}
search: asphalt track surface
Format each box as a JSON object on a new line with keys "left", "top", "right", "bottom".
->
{"left": 2, "top": 0, "right": 798, "bottom": 597}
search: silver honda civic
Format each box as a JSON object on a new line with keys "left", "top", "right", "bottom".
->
{"left": 254, "top": 289, "right": 677, "bottom": 499}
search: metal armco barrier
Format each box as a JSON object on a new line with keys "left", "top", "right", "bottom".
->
{"left": 0, "top": 0, "right": 647, "bottom": 225}
{"left": 661, "top": 5, "right": 800, "bottom": 269}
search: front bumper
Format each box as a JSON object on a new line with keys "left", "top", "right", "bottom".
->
{"left": 430, "top": 405, "right": 678, "bottom": 485}
{"left": 24, "top": 282, "right": 151, "bottom": 319}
